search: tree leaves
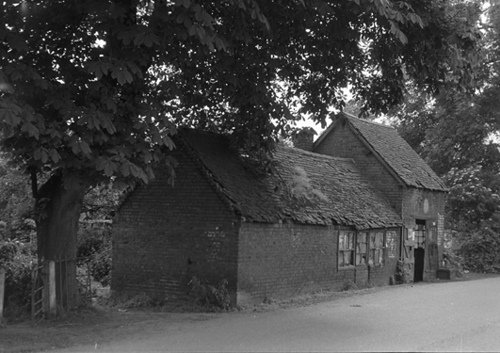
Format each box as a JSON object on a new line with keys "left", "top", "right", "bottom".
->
{"left": 96, "top": 158, "right": 116, "bottom": 177}
{"left": 70, "top": 138, "right": 92, "bottom": 157}
{"left": 20, "top": 122, "right": 39, "bottom": 139}
{"left": 86, "top": 61, "right": 113, "bottom": 80}
{"left": 0, "top": 0, "right": 482, "bottom": 189}
{"left": 32, "top": 146, "right": 60, "bottom": 164}
{"left": 110, "top": 66, "right": 134, "bottom": 85}
{"left": 116, "top": 28, "right": 160, "bottom": 48}
{"left": 0, "top": 101, "right": 22, "bottom": 128}
{"left": 33, "top": 148, "right": 49, "bottom": 163}
{"left": 86, "top": 59, "right": 143, "bottom": 85}
{"left": 387, "top": 1, "right": 499, "bottom": 238}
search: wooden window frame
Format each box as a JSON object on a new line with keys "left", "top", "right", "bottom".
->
{"left": 414, "top": 220, "right": 426, "bottom": 248}
{"left": 338, "top": 230, "right": 355, "bottom": 268}
{"left": 369, "top": 231, "right": 385, "bottom": 266}
{"left": 356, "top": 231, "right": 368, "bottom": 266}
{"left": 386, "top": 230, "right": 397, "bottom": 258}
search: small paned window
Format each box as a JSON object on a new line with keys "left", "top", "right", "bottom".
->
{"left": 415, "top": 220, "right": 426, "bottom": 248}
{"left": 338, "top": 231, "right": 355, "bottom": 267}
{"left": 369, "top": 231, "right": 384, "bottom": 266}
{"left": 356, "top": 232, "right": 368, "bottom": 265}
{"left": 386, "top": 231, "right": 397, "bottom": 258}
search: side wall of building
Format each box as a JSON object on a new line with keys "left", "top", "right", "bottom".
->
{"left": 314, "top": 122, "right": 403, "bottom": 213}
{"left": 402, "top": 188, "right": 446, "bottom": 228}
{"left": 237, "top": 222, "right": 400, "bottom": 304}
{"left": 402, "top": 188, "right": 447, "bottom": 281}
{"left": 111, "top": 147, "right": 240, "bottom": 303}
{"left": 315, "top": 124, "right": 448, "bottom": 283}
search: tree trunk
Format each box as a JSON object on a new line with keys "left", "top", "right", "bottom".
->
{"left": 36, "top": 171, "right": 88, "bottom": 311}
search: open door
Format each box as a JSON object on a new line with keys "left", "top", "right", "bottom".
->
{"left": 414, "top": 247, "right": 425, "bottom": 282}
{"left": 413, "top": 219, "right": 426, "bottom": 282}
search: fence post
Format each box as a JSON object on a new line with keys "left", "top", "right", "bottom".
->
{"left": 0, "top": 267, "right": 5, "bottom": 322}
{"left": 48, "top": 260, "right": 56, "bottom": 316}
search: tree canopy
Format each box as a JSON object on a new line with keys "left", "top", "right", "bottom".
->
{"left": 1, "top": 0, "right": 481, "bottom": 185}
{"left": 387, "top": 0, "right": 500, "bottom": 270}
{"left": 389, "top": 1, "right": 499, "bottom": 220}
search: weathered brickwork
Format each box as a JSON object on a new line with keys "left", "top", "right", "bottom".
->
{"left": 402, "top": 187, "right": 446, "bottom": 280}
{"left": 402, "top": 188, "right": 446, "bottom": 228}
{"left": 314, "top": 120, "right": 449, "bottom": 282}
{"left": 112, "top": 123, "right": 445, "bottom": 305}
{"left": 314, "top": 122, "right": 403, "bottom": 213}
{"left": 112, "top": 146, "right": 240, "bottom": 303}
{"left": 237, "top": 222, "right": 400, "bottom": 304}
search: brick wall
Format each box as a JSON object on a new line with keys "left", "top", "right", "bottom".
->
{"left": 112, "top": 146, "right": 240, "bottom": 303}
{"left": 314, "top": 123, "right": 403, "bottom": 213}
{"left": 111, "top": 135, "right": 412, "bottom": 304}
{"left": 401, "top": 188, "right": 446, "bottom": 228}
{"left": 236, "top": 222, "right": 400, "bottom": 304}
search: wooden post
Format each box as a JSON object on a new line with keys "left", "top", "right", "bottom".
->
{"left": 0, "top": 267, "right": 5, "bottom": 321}
{"left": 48, "top": 261, "right": 56, "bottom": 316}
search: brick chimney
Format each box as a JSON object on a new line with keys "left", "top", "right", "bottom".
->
{"left": 292, "top": 127, "right": 316, "bottom": 151}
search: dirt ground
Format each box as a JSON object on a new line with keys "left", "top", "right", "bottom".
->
{"left": 1, "top": 272, "right": 497, "bottom": 353}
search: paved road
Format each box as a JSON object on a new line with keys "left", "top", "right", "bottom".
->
{"left": 60, "top": 277, "right": 500, "bottom": 352}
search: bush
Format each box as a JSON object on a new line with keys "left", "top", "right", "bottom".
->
{"left": 77, "top": 235, "right": 104, "bottom": 259}
{"left": 0, "top": 240, "right": 36, "bottom": 318}
{"left": 341, "top": 279, "right": 358, "bottom": 291}
{"left": 0, "top": 161, "right": 35, "bottom": 243}
{"left": 395, "top": 260, "right": 411, "bottom": 284}
{"left": 113, "top": 292, "right": 158, "bottom": 309}
{"left": 457, "top": 228, "right": 500, "bottom": 273}
{"left": 77, "top": 224, "right": 112, "bottom": 286}
{"left": 89, "top": 249, "right": 111, "bottom": 286}
{"left": 442, "top": 249, "right": 464, "bottom": 277}
{"left": 188, "top": 276, "right": 231, "bottom": 310}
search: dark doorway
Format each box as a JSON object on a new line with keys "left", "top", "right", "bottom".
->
{"left": 414, "top": 247, "right": 425, "bottom": 282}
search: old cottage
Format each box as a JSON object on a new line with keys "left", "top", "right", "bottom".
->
{"left": 314, "top": 112, "right": 448, "bottom": 282}
{"left": 112, "top": 115, "right": 446, "bottom": 305}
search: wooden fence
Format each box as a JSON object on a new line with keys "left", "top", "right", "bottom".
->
{"left": 30, "top": 258, "right": 93, "bottom": 320}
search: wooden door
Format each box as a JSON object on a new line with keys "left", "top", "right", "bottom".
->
{"left": 414, "top": 247, "right": 425, "bottom": 282}
{"left": 402, "top": 228, "right": 415, "bottom": 282}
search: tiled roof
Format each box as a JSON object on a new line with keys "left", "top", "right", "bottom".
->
{"left": 316, "top": 113, "right": 447, "bottom": 191}
{"left": 180, "top": 130, "right": 401, "bottom": 229}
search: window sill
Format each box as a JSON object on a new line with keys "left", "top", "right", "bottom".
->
{"left": 344, "top": 264, "right": 385, "bottom": 268}
{"left": 339, "top": 264, "right": 386, "bottom": 271}
{"left": 338, "top": 265, "right": 355, "bottom": 271}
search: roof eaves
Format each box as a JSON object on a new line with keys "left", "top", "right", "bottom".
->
{"left": 282, "top": 145, "right": 355, "bottom": 164}
{"left": 313, "top": 117, "right": 340, "bottom": 149}
{"left": 177, "top": 135, "right": 243, "bottom": 218}
{"left": 345, "top": 116, "right": 448, "bottom": 192}
{"left": 408, "top": 185, "right": 449, "bottom": 193}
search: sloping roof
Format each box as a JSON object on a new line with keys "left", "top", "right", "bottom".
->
{"left": 315, "top": 112, "right": 447, "bottom": 191}
{"left": 180, "top": 130, "right": 401, "bottom": 230}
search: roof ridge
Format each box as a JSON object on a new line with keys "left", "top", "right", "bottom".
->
{"left": 181, "top": 131, "right": 403, "bottom": 228}
{"left": 177, "top": 134, "right": 244, "bottom": 214}
{"left": 344, "top": 114, "right": 447, "bottom": 191}
{"left": 313, "top": 111, "right": 394, "bottom": 148}
{"left": 342, "top": 112, "right": 395, "bottom": 129}
{"left": 278, "top": 145, "right": 354, "bottom": 163}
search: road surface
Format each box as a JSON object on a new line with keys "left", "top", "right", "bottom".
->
{"left": 54, "top": 277, "right": 500, "bottom": 352}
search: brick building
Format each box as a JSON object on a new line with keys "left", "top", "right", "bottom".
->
{"left": 112, "top": 114, "right": 446, "bottom": 305}
{"left": 314, "top": 112, "right": 448, "bottom": 282}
